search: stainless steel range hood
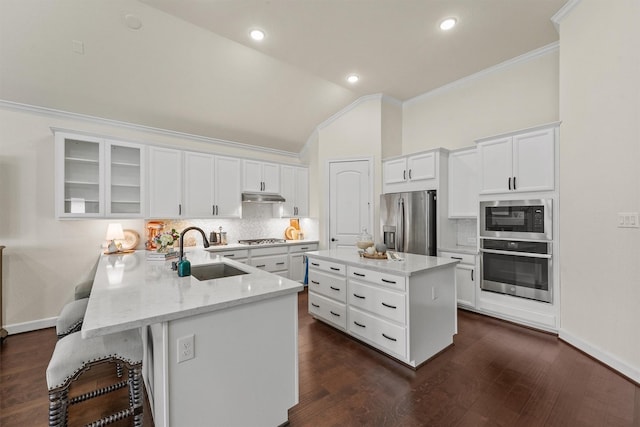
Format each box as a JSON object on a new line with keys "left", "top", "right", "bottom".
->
{"left": 242, "top": 192, "right": 286, "bottom": 203}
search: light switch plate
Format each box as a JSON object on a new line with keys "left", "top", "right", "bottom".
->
{"left": 617, "top": 212, "right": 639, "bottom": 228}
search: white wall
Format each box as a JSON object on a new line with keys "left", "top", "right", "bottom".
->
{"left": 0, "top": 105, "right": 302, "bottom": 330}
{"left": 403, "top": 48, "right": 559, "bottom": 152}
{"left": 557, "top": 0, "right": 640, "bottom": 381}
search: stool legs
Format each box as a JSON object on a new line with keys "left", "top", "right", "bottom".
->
{"left": 48, "top": 388, "right": 68, "bottom": 427}
{"left": 129, "top": 365, "right": 144, "bottom": 427}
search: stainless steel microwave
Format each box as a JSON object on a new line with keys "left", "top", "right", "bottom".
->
{"left": 480, "top": 199, "right": 552, "bottom": 241}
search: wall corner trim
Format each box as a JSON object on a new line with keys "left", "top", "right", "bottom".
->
{"left": 551, "top": 0, "right": 582, "bottom": 32}
{"left": 559, "top": 328, "right": 640, "bottom": 385}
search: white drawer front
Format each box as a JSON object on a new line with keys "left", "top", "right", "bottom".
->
{"left": 211, "top": 249, "right": 249, "bottom": 260}
{"left": 307, "top": 258, "right": 346, "bottom": 276}
{"left": 439, "top": 251, "right": 476, "bottom": 265}
{"left": 348, "top": 307, "right": 407, "bottom": 359}
{"left": 289, "top": 243, "right": 318, "bottom": 254}
{"left": 250, "top": 246, "right": 288, "bottom": 256}
{"left": 249, "top": 254, "right": 288, "bottom": 272}
{"left": 349, "top": 280, "right": 406, "bottom": 325}
{"left": 308, "top": 269, "right": 347, "bottom": 302}
{"left": 348, "top": 266, "right": 406, "bottom": 291}
{"left": 309, "top": 292, "right": 347, "bottom": 330}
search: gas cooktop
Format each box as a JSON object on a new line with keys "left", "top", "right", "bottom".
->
{"left": 238, "top": 238, "right": 287, "bottom": 245}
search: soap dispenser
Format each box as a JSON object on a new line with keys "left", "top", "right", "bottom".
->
{"left": 177, "top": 256, "right": 191, "bottom": 277}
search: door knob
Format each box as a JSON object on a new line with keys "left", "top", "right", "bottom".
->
{"left": 331, "top": 238, "right": 338, "bottom": 242}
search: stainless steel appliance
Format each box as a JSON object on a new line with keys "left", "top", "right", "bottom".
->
{"left": 380, "top": 190, "right": 436, "bottom": 256}
{"left": 480, "top": 239, "right": 552, "bottom": 303}
{"left": 480, "top": 199, "right": 552, "bottom": 241}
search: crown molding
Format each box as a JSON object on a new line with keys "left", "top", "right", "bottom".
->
{"left": 551, "top": 0, "right": 582, "bottom": 32}
{"left": 404, "top": 42, "right": 559, "bottom": 107}
{"left": 0, "top": 99, "right": 299, "bottom": 158}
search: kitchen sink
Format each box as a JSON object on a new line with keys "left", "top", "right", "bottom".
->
{"left": 191, "top": 263, "right": 249, "bottom": 281}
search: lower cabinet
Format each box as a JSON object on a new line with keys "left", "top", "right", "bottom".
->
{"left": 289, "top": 243, "right": 318, "bottom": 282}
{"left": 249, "top": 246, "right": 288, "bottom": 276}
{"left": 307, "top": 255, "right": 456, "bottom": 368}
{"left": 439, "top": 250, "right": 477, "bottom": 309}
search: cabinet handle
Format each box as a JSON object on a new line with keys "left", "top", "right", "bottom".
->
{"left": 408, "top": 169, "right": 412, "bottom": 179}
{"left": 330, "top": 311, "right": 341, "bottom": 317}
{"left": 381, "top": 278, "right": 397, "bottom": 284}
{"left": 215, "top": 205, "right": 219, "bottom": 215}
{"left": 178, "top": 204, "right": 182, "bottom": 215}
{"left": 311, "top": 280, "right": 320, "bottom": 285}
{"left": 353, "top": 321, "right": 366, "bottom": 328}
{"left": 330, "top": 286, "right": 340, "bottom": 291}
{"left": 256, "top": 264, "right": 266, "bottom": 268}
{"left": 353, "top": 293, "right": 365, "bottom": 299}
{"left": 403, "top": 170, "right": 406, "bottom": 180}
{"left": 513, "top": 176, "right": 517, "bottom": 190}
{"left": 382, "top": 333, "right": 397, "bottom": 342}
{"left": 451, "top": 256, "right": 463, "bottom": 260}
{"left": 311, "top": 262, "right": 320, "bottom": 267}
{"left": 508, "top": 177, "right": 512, "bottom": 190}
{"left": 224, "top": 254, "right": 235, "bottom": 257}
{"left": 276, "top": 262, "right": 285, "bottom": 266}
{"left": 212, "top": 205, "right": 215, "bottom": 215}
{"left": 300, "top": 247, "right": 308, "bottom": 250}
{"left": 311, "top": 303, "right": 320, "bottom": 308}
{"left": 471, "top": 269, "right": 474, "bottom": 281}
{"left": 353, "top": 272, "right": 365, "bottom": 277}
{"left": 381, "top": 302, "right": 397, "bottom": 310}
{"left": 330, "top": 267, "right": 341, "bottom": 271}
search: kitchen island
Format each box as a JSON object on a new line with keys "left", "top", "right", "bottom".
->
{"left": 82, "top": 249, "right": 303, "bottom": 427}
{"left": 305, "top": 249, "right": 458, "bottom": 368}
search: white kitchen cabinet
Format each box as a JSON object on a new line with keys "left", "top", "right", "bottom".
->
{"left": 439, "top": 250, "right": 477, "bottom": 309}
{"left": 148, "top": 147, "right": 183, "bottom": 218}
{"left": 307, "top": 258, "right": 347, "bottom": 330}
{"left": 448, "top": 147, "right": 478, "bottom": 218}
{"left": 183, "top": 152, "right": 241, "bottom": 218}
{"left": 243, "top": 160, "right": 280, "bottom": 193}
{"left": 382, "top": 150, "right": 442, "bottom": 193}
{"left": 280, "top": 165, "right": 309, "bottom": 217}
{"left": 288, "top": 243, "right": 318, "bottom": 282}
{"left": 477, "top": 125, "right": 556, "bottom": 195}
{"left": 249, "top": 246, "right": 288, "bottom": 277}
{"left": 55, "top": 131, "right": 145, "bottom": 218}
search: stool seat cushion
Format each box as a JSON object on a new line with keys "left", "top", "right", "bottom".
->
{"left": 74, "top": 280, "right": 94, "bottom": 300}
{"left": 46, "top": 329, "right": 142, "bottom": 390}
{"left": 56, "top": 298, "right": 89, "bottom": 337}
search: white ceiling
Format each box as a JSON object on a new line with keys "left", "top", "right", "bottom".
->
{"left": 0, "top": 0, "right": 566, "bottom": 154}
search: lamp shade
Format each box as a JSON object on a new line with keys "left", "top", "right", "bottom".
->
{"left": 105, "top": 223, "right": 125, "bottom": 241}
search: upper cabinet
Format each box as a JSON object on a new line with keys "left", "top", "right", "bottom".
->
{"left": 383, "top": 150, "right": 441, "bottom": 193}
{"left": 55, "top": 131, "right": 145, "bottom": 219}
{"left": 477, "top": 125, "right": 557, "bottom": 195}
{"left": 280, "top": 165, "right": 309, "bottom": 217}
{"left": 448, "top": 147, "right": 478, "bottom": 218}
{"left": 243, "top": 160, "right": 280, "bottom": 193}
{"left": 148, "top": 146, "right": 183, "bottom": 218}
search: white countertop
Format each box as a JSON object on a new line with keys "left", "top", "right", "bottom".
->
{"left": 204, "top": 240, "right": 319, "bottom": 251}
{"left": 81, "top": 249, "right": 304, "bottom": 338}
{"left": 305, "top": 249, "right": 459, "bottom": 276}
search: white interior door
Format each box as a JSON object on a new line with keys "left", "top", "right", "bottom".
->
{"left": 328, "top": 160, "right": 372, "bottom": 249}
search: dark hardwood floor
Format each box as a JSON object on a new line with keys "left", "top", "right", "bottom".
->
{"left": 2, "top": 288, "right": 638, "bottom": 426}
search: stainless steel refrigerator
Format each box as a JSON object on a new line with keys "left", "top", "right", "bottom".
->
{"left": 380, "top": 190, "right": 436, "bottom": 256}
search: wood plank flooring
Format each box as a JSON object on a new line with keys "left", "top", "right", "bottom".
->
{"left": 1, "top": 288, "right": 638, "bottom": 426}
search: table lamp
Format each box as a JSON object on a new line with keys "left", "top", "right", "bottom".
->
{"left": 105, "top": 223, "right": 125, "bottom": 253}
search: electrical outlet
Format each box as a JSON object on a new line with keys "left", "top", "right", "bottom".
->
{"left": 617, "top": 212, "right": 639, "bottom": 228}
{"left": 177, "top": 334, "right": 195, "bottom": 363}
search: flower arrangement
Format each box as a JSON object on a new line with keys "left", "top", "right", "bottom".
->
{"left": 154, "top": 228, "right": 179, "bottom": 252}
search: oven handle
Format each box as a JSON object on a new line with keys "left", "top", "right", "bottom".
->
{"left": 480, "top": 248, "right": 552, "bottom": 259}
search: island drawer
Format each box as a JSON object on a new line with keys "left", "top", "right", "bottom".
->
{"left": 347, "top": 267, "right": 406, "bottom": 291}
{"left": 348, "top": 307, "right": 407, "bottom": 359}
{"left": 309, "top": 292, "right": 346, "bottom": 330}
{"left": 308, "top": 270, "right": 347, "bottom": 302}
{"left": 289, "top": 243, "right": 318, "bottom": 254}
{"left": 249, "top": 254, "right": 288, "bottom": 272}
{"left": 348, "top": 280, "right": 406, "bottom": 325}
{"left": 307, "top": 258, "right": 346, "bottom": 276}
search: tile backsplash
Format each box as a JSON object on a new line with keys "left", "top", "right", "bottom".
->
{"left": 147, "top": 203, "right": 318, "bottom": 247}
{"left": 455, "top": 219, "right": 477, "bottom": 247}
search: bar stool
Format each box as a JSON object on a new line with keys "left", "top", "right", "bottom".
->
{"left": 46, "top": 328, "right": 144, "bottom": 427}
{"left": 55, "top": 298, "right": 89, "bottom": 338}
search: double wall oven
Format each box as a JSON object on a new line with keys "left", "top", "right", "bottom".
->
{"left": 479, "top": 199, "right": 553, "bottom": 303}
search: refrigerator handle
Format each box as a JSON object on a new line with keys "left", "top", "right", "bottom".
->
{"left": 397, "top": 198, "right": 405, "bottom": 252}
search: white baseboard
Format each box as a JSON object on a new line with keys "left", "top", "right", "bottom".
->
{"left": 5, "top": 317, "right": 56, "bottom": 335}
{"left": 559, "top": 328, "right": 640, "bottom": 384}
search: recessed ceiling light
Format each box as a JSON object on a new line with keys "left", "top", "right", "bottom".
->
{"left": 439, "top": 18, "right": 457, "bottom": 31}
{"left": 347, "top": 74, "right": 359, "bottom": 84}
{"left": 250, "top": 29, "right": 265, "bottom": 41}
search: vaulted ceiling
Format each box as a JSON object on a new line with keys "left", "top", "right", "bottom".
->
{"left": 0, "top": 0, "right": 566, "bottom": 153}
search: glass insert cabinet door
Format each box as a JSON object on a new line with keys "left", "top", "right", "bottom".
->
{"left": 54, "top": 131, "right": 145, "bottom": 218}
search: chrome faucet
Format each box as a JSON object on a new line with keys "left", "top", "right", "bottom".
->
{"left": 172, "top": 227, "right": 210, "bottom": 274}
